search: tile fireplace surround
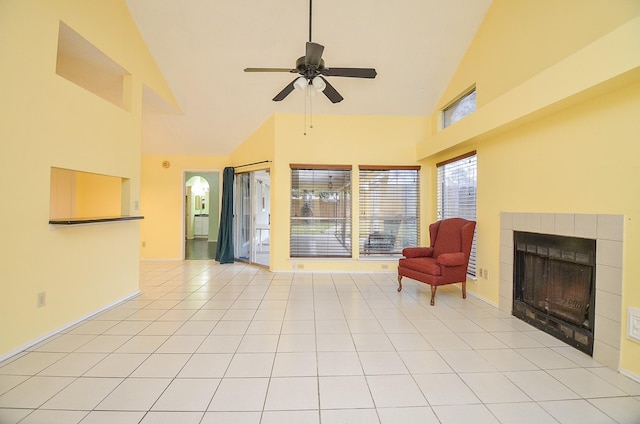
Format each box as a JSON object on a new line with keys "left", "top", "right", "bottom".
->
{"left": 499, "top": 213, "right": 623, "bottom": 370}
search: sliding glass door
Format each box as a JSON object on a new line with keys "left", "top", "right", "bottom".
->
{"left": 234, "top": 172, "right": 251, "bottom": 262}
{"left": 234, "top": 169, "right": 270, "bottom": 266}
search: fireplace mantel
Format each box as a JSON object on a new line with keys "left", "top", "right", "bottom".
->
{"left": 499, "top": 212, "right": 623, "bottom": 369}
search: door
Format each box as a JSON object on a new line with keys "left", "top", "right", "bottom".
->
{"left": 234, "top": 169, "right": 270, "bottom": 266}
{"left": 234, "top": 172, "right": 251, "bottom": 262}
{"left": 184, "top": 171, "right": 220, "bottom": 260}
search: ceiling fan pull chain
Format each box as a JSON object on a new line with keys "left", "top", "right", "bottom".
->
{"left": 303, "top": 87, "right": 308, "bottom": 136}
{"left": 309, "top": 87, "right": 314, "bottom": 129}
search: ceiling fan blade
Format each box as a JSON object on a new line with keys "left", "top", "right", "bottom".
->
{"left": 272, "top": 78, "right": 298, "bottom": 101}
{"left": 305, "top": 42, "right": 324, "bottom": 67}
{"left": 321, "top": 67, "right": 377, "bottom": 78}
{"left": 318, "top": 76, "right": 343, "bottom": 103}
{"left": 245, "top": 67, "right": 294, "bottom": 73}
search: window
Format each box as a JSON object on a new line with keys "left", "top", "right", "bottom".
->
{"left": 290, "top": 165, "right": 352, "bottom": 257}
{"left": 442, "top": 88, "right": 476, "bottom": 128}
{"left": 359, "top": 166, "right": 420, "bottom": 256}
{"left": 437, "top": 151, "right": 477, "bottom": 277}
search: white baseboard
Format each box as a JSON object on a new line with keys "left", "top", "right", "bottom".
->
{"left": 0, "top": 290, "right": 141, "bottom": 364}
{"left": 467, "top": 290, "right": 499, "bottom": 308}
{"left": 619, "top": 368, "right": 640, "bottom": 384}
{"left": 140, "top": 258, "right": 182, "bottom": 262}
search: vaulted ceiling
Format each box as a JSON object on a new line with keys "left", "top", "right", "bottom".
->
{"left": 125, "top": 0, "right": 493, "bottom": 156}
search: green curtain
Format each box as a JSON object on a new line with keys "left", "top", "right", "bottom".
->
{"left": 215, "top": 167, "right": 235, "bottom": 263}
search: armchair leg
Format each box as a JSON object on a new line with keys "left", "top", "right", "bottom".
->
{"left": 430, "top": 285, "right": 437, "bottom": 306}
{"left": 397, "top": 275, "right": 403, "bottom": 292}
{"left": 462, "top": 281, "right": 467, "bottom": 299}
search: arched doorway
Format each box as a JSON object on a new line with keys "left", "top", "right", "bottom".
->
{"left": 185, "top": 171, "right": 220, "bottom": 259}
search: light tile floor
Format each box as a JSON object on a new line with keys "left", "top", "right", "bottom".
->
{"left": 1, "top": 261, "right": 640, "bottom": 423}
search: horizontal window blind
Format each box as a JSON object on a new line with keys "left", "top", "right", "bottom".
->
{"left": 359, "top": 167, "right": 420, "bottom": 256}
{"left": 290, "top": 167, "right": 352, "bottom": 258}
{"left": 437, "top": 152, "right": 477, "bottom": 277}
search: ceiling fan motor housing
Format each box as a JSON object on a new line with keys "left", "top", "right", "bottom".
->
{"left": 296, "top": 56, "right": 325, "bottom": 80}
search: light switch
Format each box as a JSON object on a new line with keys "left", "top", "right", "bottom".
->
{"left": 628, "top": 307, "right": 640, "bottom": 344}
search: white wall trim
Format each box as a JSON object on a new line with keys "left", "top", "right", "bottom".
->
{"left": 140, "top": 258, "right": 183, "bottom": 262}
{"left": 0, "top": 290, "right": 141, "bottom": 364}
{"left": 619, "top": 368, "right": 640, "bottom": 384}
{"left": 468, "top": 290, "right": 499, "bottom": 309}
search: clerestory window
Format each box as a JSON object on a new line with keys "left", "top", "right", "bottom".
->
{"left": 442, "top": 88, "right": 476, "bottom": 128}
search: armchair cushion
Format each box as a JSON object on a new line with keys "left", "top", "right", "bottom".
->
{"left": 437, "top": 252, "right": 466, "bottom": 267}
{"left": 401, "top": 247, "right": 433, "bottom": 258}
{"left": 398, "top": 257, "right": 442, "bottom": 276}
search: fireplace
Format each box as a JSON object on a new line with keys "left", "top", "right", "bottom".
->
{"left": 513, "top": 231, "right": 596, "bottom": 355}
{"left": 500, "top": 213, "right": 623, "bottom": 369}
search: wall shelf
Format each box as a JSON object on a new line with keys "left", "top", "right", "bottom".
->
{"left": 49, "top": 216, "right": 144, "bottom": 225}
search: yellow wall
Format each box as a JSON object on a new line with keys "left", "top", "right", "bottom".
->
{"left": 422, "top": 1, "right": 640, "bottom": 374}
{"left": 49, "top": 167, "right": 77, "bottom": 220}
{"left": 140, "top": 156, "right": 229, "bottom": 259}
{"left": 140, "top": 115, "right": 279, "bottom": 261}
{"left": 75, "top": 172, "right": 122, "bottom": 218}
{"left": 436, "top": 0, "right": 640, "bottom": 114}
{"left": 229, "top": 115, "right": 276, "bottom": 166}
{"left": 268, "top": 114, "right": 428, "bottom": 271}
{"left": 0, "top": 0, "right": 174, "bottom": 357}
{"left": 140, "top": 114, "right": 429, "bottom": 269}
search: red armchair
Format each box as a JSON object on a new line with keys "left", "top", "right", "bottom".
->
{"left": 397, "top": 218, "right": 476, "bottom": 305}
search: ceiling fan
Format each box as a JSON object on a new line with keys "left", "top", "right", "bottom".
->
{"left": 244, "top": 0, "right": 377, "bottom": 103}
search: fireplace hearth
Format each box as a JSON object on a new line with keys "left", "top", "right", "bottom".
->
{"left": 513, "top": 231, "right": 595, "bottom": 355}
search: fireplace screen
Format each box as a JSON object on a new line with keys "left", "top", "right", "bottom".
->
{"left": 514, "top": 232, "right": 595, "bottom": 355}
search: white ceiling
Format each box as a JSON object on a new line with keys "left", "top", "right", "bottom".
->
{"left": 124, "top": 0, "right": 493, "bottom": 156}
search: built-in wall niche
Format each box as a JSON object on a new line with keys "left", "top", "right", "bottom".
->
{"left": 56, "top": 21, "right": 130, "bottom": 109}
{"left": 49, "top": 167, "right": 140, "bottom": 224}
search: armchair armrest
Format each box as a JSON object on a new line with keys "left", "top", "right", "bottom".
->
{"left": 402, "top": 247, "right": 434, "bottom": 258}
{"left": 437, "top": 252, "right": 465, "bottom": 266}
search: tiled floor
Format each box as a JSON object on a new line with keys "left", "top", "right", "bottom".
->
{"left": 1, "top": 261, "right": 640, "bottom": 424}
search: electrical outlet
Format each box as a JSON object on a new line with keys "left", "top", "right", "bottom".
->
{"left": 628, "top": 307, "right": 640, "bottom": 343}
{"left": 381, "top": 264, "right": 389, "bottom": 269}
{"left": 484, "top": 269, "right": 489, "bottom": 279}
{"left": 479, "top": 268, "right": 484, "bottom": 279}
{"left": 37, "top": 292, "right": 46, "bottom": 308}
{"left": 142, "top": 241, "right": 146, "bottom": 247}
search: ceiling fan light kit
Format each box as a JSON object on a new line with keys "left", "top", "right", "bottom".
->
{"left": 293, "top": 76, "right": 308, "bottom": 91}
{"left": 244, "top": 0, "right": 376, "bottom": 104}
{"left": 312, "top": 77, "right": 326, "bottom": 92}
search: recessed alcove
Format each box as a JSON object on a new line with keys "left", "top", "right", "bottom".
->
{"left": 56, "top": 21, "right": 130, "bottom": 108}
